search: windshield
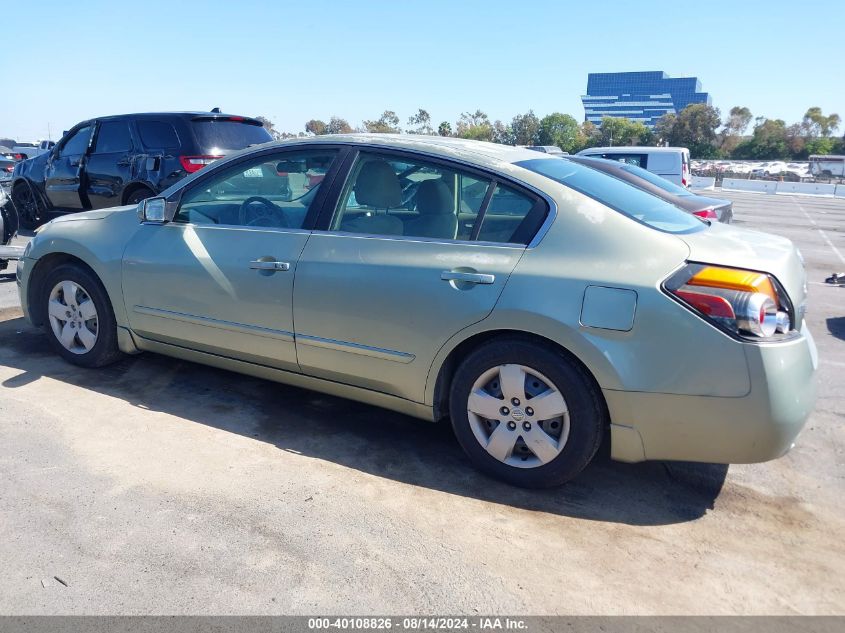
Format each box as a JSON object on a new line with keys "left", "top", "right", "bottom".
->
{"left": 517, "top": 158, "right": 705, "bottom": 234}
{"left": 192, "top": 121, "right": 273, "bottom": 151}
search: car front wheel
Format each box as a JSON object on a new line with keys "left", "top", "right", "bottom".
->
{"left": 449, "top": 338, "right": 605, "bottom": 488}
{"left": 12, "top": 183, "right": 44, "bottom": 231}
{"left": 41, "top": 264, "right": 123, "bottom": 367}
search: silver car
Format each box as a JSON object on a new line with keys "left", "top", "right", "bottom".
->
{"left": 16, "top": 135, "right": 817, "bottom": 487}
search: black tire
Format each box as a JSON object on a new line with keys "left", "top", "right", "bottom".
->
{"left": 40, "top": 263, "right": 123, "bottom": 368}
{"left": 125, "top": 187, "right": 155, "bottom": 206}
{"left": 12, "top": 182, "right": 44, "bottom": 231}
{"left": 2, "top": 199, "right": 19, "bottom": 241}
{"left": 449, "top": 337, "right": 606, "bottom": 488}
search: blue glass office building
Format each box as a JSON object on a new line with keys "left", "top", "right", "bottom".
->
{"left": 581, "top": 71, "right": 711, "bottom": 128}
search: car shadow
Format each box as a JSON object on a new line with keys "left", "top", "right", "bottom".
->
{"left": 0, "top": 316, "right": 728, "bottom": 526}
{"left": 827, "top": 316, "right": 845, "bottom": 341}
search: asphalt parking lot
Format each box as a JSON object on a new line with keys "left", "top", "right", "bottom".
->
{"left": 0, "top": 191, "right": 843, "bottom": 615}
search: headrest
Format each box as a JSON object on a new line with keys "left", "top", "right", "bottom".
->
{"left": 277, "top": 161, "right": 305, "bottom": 173}
{"left": 354, "top": 160, "right": 401, "bottom": 208}
{"left": 415, "top": 179, "right": 453, "bottom": 215}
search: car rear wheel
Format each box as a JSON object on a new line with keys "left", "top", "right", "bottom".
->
{"left": 449, "top": 338, "right": 605, "bottom": 488}
{"left": 41, "top": 264, "right": 123, "bottom": 368}
{"left": 12, "top": 183, "right": 44, "bottom": 231}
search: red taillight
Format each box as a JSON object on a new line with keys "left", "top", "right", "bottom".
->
{"left": 3, "top": 166, "right": 13, "bottom": 173}
{"left": 693, "top": 208, "right": 717, "bottom": 220}
{"left": 228, "top": 116, "right": 244, "bottom": 121}
{"left": 13, "top": 153, "right": 25, "bottom": 160}
{"left": 674, "top": 290, "right": 735, "bottom": 319}
{"left": 179, "top": 155, "right": 222, "bottom": 173}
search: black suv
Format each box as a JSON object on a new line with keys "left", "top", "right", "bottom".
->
{"left": 10, "top": 112, "right": 273, "bottom": 229}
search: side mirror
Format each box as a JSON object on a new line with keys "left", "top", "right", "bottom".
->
{"left": 138, "top": 197, "right": 167, "bottom": 223}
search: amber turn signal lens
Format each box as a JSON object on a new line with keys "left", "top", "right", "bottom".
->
{"left": 686, "top": 266, "right": 778, "bottom": 305}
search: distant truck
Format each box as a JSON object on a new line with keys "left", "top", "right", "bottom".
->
{"left": 809, "top": 155, "right": 845, "bottom": 180}
{"left": 12, "top": 140, "right": 55, "bottom": 160}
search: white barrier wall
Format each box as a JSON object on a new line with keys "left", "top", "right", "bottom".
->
{"left": 690, "top": 176, "right": 715, "bottom": 190}
{"left": 835, "top": 185, "right": 845, "bottom": 199}
{"left": 775, "top": 182, "right": 837, "bottom": 196}
{"left": 721, "top": 178, "right": 778, "bottom": 194}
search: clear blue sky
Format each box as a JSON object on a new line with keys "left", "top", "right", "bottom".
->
{"left": 3, "top": 0, "right": 843, "bottom": 141}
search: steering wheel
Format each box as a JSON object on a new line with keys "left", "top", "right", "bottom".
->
{"left": 238, "top": 196, "right": 289, "bottom": 228}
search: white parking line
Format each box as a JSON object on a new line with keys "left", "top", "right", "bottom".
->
{"left": 793, "top": 196, "right": 845, "bottom": 264}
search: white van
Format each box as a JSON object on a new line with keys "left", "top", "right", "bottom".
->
{"left": 576, "top": 146, "right": 691, "bottom": 187}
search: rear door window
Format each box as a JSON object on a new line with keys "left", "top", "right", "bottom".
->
{"left": 137, "top": 121, "right": 180, "bottom": 150}
{"left": 94, "top": 121, "right": 132, "bottom": 153}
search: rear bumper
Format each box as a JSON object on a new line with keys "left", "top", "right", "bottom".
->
{"left": 606, "top": 326, "right": 818, "bottom": 464}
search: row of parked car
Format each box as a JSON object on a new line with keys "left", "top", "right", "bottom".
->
{"left": 8, "top": 111, "right": 813, "bottom": 488}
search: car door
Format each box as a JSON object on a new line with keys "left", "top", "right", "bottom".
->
{"left": 45, "top": 124, "right": 93, "bottom": 210}
{"left": 121, "top": 146, "right": 343, "bottom": 371}
{"left": 293, "top": 149, "right": 548, "bottom": 403}
{"left": 85, "top": 119, "right": 135, "bottom": 209}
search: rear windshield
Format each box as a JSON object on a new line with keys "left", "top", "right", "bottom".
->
{"left": 192, "top": 121, "right": 273, "bottom": 151}
{"left": 517, "top": 158, "right": 705, "bottom": 234}
{"left": 612, "top": 160, "right": 693, "bottom": 196}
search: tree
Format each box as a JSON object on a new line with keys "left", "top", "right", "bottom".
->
{"left": 733, "top": 118, "right": 789, "bottom": 160}
{"left": 364, "top": 110, "right": 401, "bottom": 134}
{"left": 407, "top": 109, "right": 433, "bottom": 135}
{"left": 666, "top": 104, "right": 721, "bottom": 158}
{"left": 597, "top": 117, "right": 652, "bottom": 147}
{"left": 255, "top": 116, "right": 283, "bottom": 140}
{"left": 437, "top": 121, "right": 452, "bottom": 137}
{"left": 724, "top": 106, "right": 753, "bottom": 136}
{"left": 492, "top": 120, "right": 513, "bottom": 145}
{"left": 305, "top": 119, "right": 328, "bottom": 135}
{"left": 806, "top": 137, "right": 835, "bottom": 156}
{"left": 538, "top": 113, "right": 579, "bottom": 153}
{"left": 510, "top": 110, "right": 541, "bottom": 146}
{"left": 575, "top": 121, "right": 600, "bottom": 151}
{"left": 325, "top": 116, "right": 353, "bottom": 135}
{"left": 455, "top": 110, "right": 493, "bottom": 141}
{"left": 653, "top": 113, "right": 676, "bottom": 145}
{"left": 803, "top": 107, "right": 841, "bottom": 138}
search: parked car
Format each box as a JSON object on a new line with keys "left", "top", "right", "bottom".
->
{"left": 577, "top": 146, "right": 691, "bottom": 187}
{"left": 808, "top": 154, "right": 845, "bottom": 179}
{"left": 0, "top": 156, "right": 15, "bottom": 184}
{"left": 10, "top": 111, "right": 273, "bottom": 229}
{"left": 751, "top": 162, "right": 787, "bottom": 178}
{"left": 17, "top": 135, "right": 816, "bottom": 488}
{"left": 11, "top": 140, "right": 55, "bottom": 161}
{"left": 567, "top": 155, "right": 733, "bottom": 223}
{"left": 0, "top": 187, "right": 18, "bottom": 270}
{"left": 524, "top": 145, "right": 567, "bottom": 155}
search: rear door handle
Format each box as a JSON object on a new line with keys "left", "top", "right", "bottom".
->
{"left": 441, "top": 271, "right": 495, "bottom": 284}
{"left": 250, "top": 260, "right": 290, "bottom": 271}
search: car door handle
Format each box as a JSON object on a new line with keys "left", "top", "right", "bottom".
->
{"left": 249, "top": 260, "right": 290, "bottom": 271}
{"left": 440, "top": 271, "right": 495, "bottom": 284}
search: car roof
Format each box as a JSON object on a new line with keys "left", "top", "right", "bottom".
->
{"left": 256, "top": 134, "right": 547, "bottom": 169}
{"left": 94, "top": 112, "right": 259, "bottom": 121}
{"left": 580, "top": 146, "right": 689, "bottom": 153}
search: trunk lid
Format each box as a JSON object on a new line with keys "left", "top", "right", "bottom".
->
{"left": 678, "top": 222, "right": 807, "bottom": 328}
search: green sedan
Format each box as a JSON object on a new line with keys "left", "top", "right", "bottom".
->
{"left": 16, "top": 135, "right": 817, "bottom": 487}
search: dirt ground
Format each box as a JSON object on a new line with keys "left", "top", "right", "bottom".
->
{"left": 0, "top": 191, "right": 843, "bottom": 614}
